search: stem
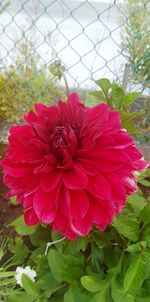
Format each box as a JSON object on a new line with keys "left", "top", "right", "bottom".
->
{"left": 105, "top": 247, "right": 125, "bottom": 293}
{"left": 45, "top": 237, "right": 66, "bottom": 255}
{"left": 44, "top": 283, "right": 67, "bottom": 297}
{"left": 139, "top": 223, "right": 145, "bottom": 235}
{"left": 2, "top": 256, "right": 15, "bottom": 269}
{"left": 61, "top": 71, "right": 69, "bottom": 97}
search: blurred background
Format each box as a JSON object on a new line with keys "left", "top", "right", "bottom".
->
{"left": 0, "top": 0, "right": 149, "bottom": 143}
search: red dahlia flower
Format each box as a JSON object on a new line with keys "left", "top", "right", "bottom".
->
{"left": 0, "top": 93, "right": 148, "bottom": 239}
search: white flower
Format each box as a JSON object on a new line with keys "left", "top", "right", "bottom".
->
{"left": 15, "top": 266, "right": 37, "bottom": 287}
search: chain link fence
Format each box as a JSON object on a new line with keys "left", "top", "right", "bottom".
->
{"left": 0, "top": 0, "right": 149, "bottom": 124}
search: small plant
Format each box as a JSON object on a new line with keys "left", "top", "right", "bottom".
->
{"left": 88, "top": 77, "right": 144, "bottom": 137}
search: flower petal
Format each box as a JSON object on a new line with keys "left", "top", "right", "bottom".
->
{"left": 40, "top": 171, "right": 62, "bottom": 192}
{"left": 63, "top": 165, "right": 88, "bottom": 189}
{"left": 87, "top": 103, "right": 109, "bottom": 127}
{"left": 89, "top": 197, "right": 114, "bottom": 226}
{"left": 24, "top": 208, "right": 39, "bottom": 226}
{"left": 87, "top": 174, "right": 111, "bottom": 200}
{"left": 69, "top": 190, "right": 89, "bottom": 219}
{"left": 53, "top": 212, "right": 77, "bottom": 240}
{"left": 33, "top": 189, "right": 58, "bottom": 224}
{"left": 67, "top": 92, "right": 80, "bottom": 106}
{"left": 71, "top": 213, "right": 93, "bottom": 236}
{"left": 0, "top": 159, "right": 32, "bottom": 177}
{"left": 107, "top": 176, "right": 126, "bottom": 204}
{"left": 24, "top": 110, "right": 38, "bottom": 124}
{"left": 77, "top": 159, "right": 100, "bottom": 176}
{"left": 23, "top": 196, "right": 33, "bottom": 209}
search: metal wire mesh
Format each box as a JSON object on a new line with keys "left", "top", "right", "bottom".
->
{"left": 0, "top": 0, "right": 149, "bottom": 133}
{"left": 0, "top": 0, "right": 149, "bottom": 88}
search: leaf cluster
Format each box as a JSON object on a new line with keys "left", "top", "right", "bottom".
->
{"left": 88, "top": 78, "right": 149, "bottom": 140}
{"left": 0, "top": 174, "right": 149, "bottom": 302}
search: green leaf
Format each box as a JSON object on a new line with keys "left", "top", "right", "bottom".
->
{"left": 81, "top": 275, "right": 107, "bottom": 293}
{"left": 21, "top": 274, "right": 41, "bottom": 297}
{"left": 127, "top": 194, "right": 146, "bottom": 210}
{"left": 37, "top": 272, "right": 60, "bottom": 291}
{"left": 138, "top": 180, "right": 150, "bottom": 187}
{"left": 47, "top": 249, "right": 66, "bottom": 281}
{"left": 141, "top": 224, "right": 150, "bottom": 246}
{"left": 95, "top": 78, "right": 111, "bottom": 98}
{"left": 91, "top": 288, "right": 108, "bottom": 302}
{"left": 48, "top": 249, "right": 83, "bottom": 282}
{"left": 64, "top": 237, "right": 88, "bottom": 254}
{"left": 121, "top": 111, "right": 144, "bottom": 121}
{"left": 6, "top": 292, "right": 34, "bottom": 302}
{"left": 9, "top": 196, "right": 17, "bottom": 204}
{"left": 114, "top": 214, "right": 139, "bottom": 241}
{"left": 135, "top": 298, "right": 150, "bottom": 302}
{"left": 8, "top": 237, "right": 29, "bottom": 264}
{"left": 64, "top": 286, "right": 92, "bottom": 302}
{"left": 9, "top": 215, "right": 37, "bottom": 235}
{"left": 51, "top": 231, "right": 65, "bottom": 243}
{"left": 0, "top": 271, "right": 15, "bottom": 278}
{"left": 126, "top": 242, "right": 142, "bottom": 253}
{"left": 124, "top": 255, "right": 147, "bottom": 293}
{"left": 90, "top": 244, "right": 104, "bottom": 273}
{"left": 141, "top": 206, "right": 150, "bottom": 225}
{"left": 30, "top": 225, "right": 51, "bottom": 247}
{"left": 111, "top": 83, "right": 125, "bottom": 108}
{"left": 138, "top": 169, "right": 150, "bottom": 181}
{"left": 0, "top": 246, "right": 4, "bottom": 261}
{"left": 91, "top": 230, "right": 111, "bottom": 248}
{"left": 121, "top": 111, "right": 144, "bottom": 134}
{"left": 91, "top": 91, "right": 106, "bottom": 102}
{"left": 123, "top": 92, "right": 140, "bottom": 106}
{"left": 122, "top": 120, "right": 138, "bottom": 134}
{"left": 111, "top": 278, "right": 134, "bottom": 302}
{"left": 103, "top": 246, "right": 121, "bottom": 269}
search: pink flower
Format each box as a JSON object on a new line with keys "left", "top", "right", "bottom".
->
{"left": 0, "top": 93, "right": 148, "bottom": 239}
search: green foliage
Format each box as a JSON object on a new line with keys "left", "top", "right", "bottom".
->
{"left": 0, "top": 41, "right": 64, "bottom": 123}
{"left": 21, "top": 274, "right": 41, "bottom": 297}
{"left": 9, "top": 215, "right": 37, "bottom": 236}
{"left": 88, "top": 78, "right": 149, "bottom": 140}
{"left": 81, "top": 275, "right": 108, "bottom": 293}
{"left": 8, "top": 237, "right": 29, "bottom": 265}
{"left": 48, "top": 249, "right": 83, "bottom": 282}
{"left": 1, "top": 178, "right": 149, "bottom": 302}
{"left": 121, "top": 0, "right": 150, "bottom": 89}
{"left": 114, "top": 212, "right": 139, "bottom": 242}
{"left": 124, "top": 255, "right": 147, "bottom": 293}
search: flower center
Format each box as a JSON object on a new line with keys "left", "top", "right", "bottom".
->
{"left": 54, "top": 126, "right": 68, "bottom": 147}
{"left": 50, "top": 123, "right": 77, "bottom": 167}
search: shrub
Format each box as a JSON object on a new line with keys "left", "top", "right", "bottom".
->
{"left": 121, "top": 0, "right": 150, "bottom": 89}
{"left": 0, "top": 42, "right": 64, "bottom": 124}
